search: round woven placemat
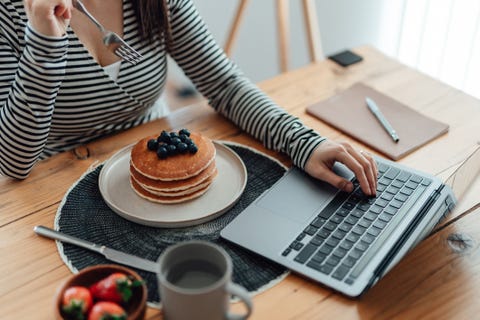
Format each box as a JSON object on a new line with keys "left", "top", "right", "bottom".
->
{"left": 55, "top": 143, "right": 289, "bottom": 306}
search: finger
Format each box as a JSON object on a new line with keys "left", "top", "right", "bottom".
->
{"left": 336, "top": 144, "right": 371, "bottom": 195}
{"left": 362, "top": 151, "right": 378, "bottom": 193}
{"left": 350, "top": 148, "right": 377, "bottom": 196}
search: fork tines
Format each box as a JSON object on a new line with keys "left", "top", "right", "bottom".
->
{"left": 115, "top": 45, "right": 143, "bottom": 65}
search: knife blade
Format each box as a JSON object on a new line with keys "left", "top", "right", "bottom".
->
{"left": 34, "top": 225, "right": 158, "bottom": 273}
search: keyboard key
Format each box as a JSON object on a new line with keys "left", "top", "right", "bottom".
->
{"left": 312, "top": 252, "right": 327, "bottom": 263}
{"left": 340, "top": 240, "right": 354, "bottom": 251}
{"left": 310, "top": 237, "right": 323, "bottom": 246}
{"left": 370, "top": 205, "right": 383, "bottom": 214}
{"left": 318, "top": 244, "right": 333, "bottom": 255}
{"left": 361, "top": 233, "right": 375, "bottom": 244}
{"left": 410, "top": 174, "right": 423, "bottom": 183}
{"left": 316, "top": 228, "right": 330, "bottom": 239}
{"left": 405, "top": 181, "right": 419, "bottom": 189}
{"left": 400, "top": 187, "right": 413, "bottom": 195}
{"left": 304, "top": 225, "right": 318, "bottom": 236}
{"left": 331, "top": 214, "right": 344, "bottom": 224}
{"left": 384, "top": 168, "right": 400, "bottom": 179}
{"left": 391, "top": 180, "right": 404, "bottom": 188}
{"left": 326, "top": 237, "right": 340, "bottom": 247}
{"left": 364, "top": 212, "right": 377, "bottom": 221}
{"left": 323, "top": 222, "right": 337, "bottom": 231}
{"left": 332, "top": 265, "right": 350, "bottom": 281}
{"left": 326, "top": 256, "right": 341, "bottom": 267}
{"left": 311, "top": 217, "right": 326, "bottom": 228}
{"left": 294, "top": 243, "right": 318, "bottom": 264}
{"left": 384, "top": 206, "right": 398, "bottom": 215}
{"left": 306, "top": 260, "right": 323, "bottom": 271}
{"left": 290, "top": 241, "right": 304, "bottom": 251}
{"left": 332, "top": 230, "right": 347, "bottom": 240}
{"left": 390, "top": 200, "right": 403, "bottom": 209}
{"left": 351, "top": 209, "right": 364, "bottom": 219}
{"left": 296, "top": 233, "right": 306, "bottom": 241}
{"left": 346, "top": 233, "right": 360, "bottom": 243}
{"left": 345, "top": 216, "right": 359, "bottom": 225}
{"left": 332, "top": 248, "right": 348, "bottom": 259}
{"left": 319, "top": 264, "right": 334, "bottom": 275}
{"left": 352, "top": 225, "right": 367, "bottom": 236}
{"left": 349, "top": 249, "right": 364, "bottom": 260}
{"left": 355, "top": 242, "right": 369, "bottom": 252}
{"left": 338, "top": 223, "right": 353, "bottom": 233}
{"left": 421, "top": 178, "right": 432, "bottom": 186}
{"left": 358, "top": 218, "right": 372, "bottom": 228}
{"left": 367, "top": 227, "right": 382, "bottom": 237}
{"left": 375, "top": 199, "right": 389, "bottom": 208}
{"left": 282, "top": 248, "right": 292, "bottom": 256}
{"left": 396, "top": 171, "right": 411, "bottom": 182}
{"left": 343, "top": 256, "right": 357, "bottom": 268}
{"left": 373, "top": 220, "right": 387, "bottom": 230}
{"left": 378, "top": 213, "right": 392, "bottom": 222}
{"left": 336, "top": 208, "right": 350, "bottom": 217}
{"left": 380, "top": 192, "right": 394, "bottom": 201}
{"left": 317, "top": 191, "right": 350, "bottom": 219}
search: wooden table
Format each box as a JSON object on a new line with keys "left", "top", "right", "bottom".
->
{"left": 1, "top": 46, "right": 480, "bottom": 319}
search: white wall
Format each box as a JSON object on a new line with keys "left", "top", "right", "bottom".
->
{"left": 172, "top": 0, "right": 403, "bottom": 83}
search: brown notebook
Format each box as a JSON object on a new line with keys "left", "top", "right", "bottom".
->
{"left": 306, "top": 83, "right": 449, "bottom": 160}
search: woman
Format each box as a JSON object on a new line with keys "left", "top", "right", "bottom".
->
{"left": 0, "top": 0, "right": 377, "bottom": 195}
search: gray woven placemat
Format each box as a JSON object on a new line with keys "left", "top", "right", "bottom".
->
{"left": 55, "top": 143, "right": 289, "bottom": 306}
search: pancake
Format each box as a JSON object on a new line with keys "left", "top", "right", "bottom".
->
{"left": 130, "top": 132, "right": 216, "bottom": 181}
{"left": 140, "top": 174, "right": 217, "bottom": 197}
{"left": 130, "top": 176, "right": 212, "bottom": 204}
{"left": 129, "top": 161, "right": 217, "bottom": 191}
{"left": 129, "top": 130, "right": 218, "bottom": 204}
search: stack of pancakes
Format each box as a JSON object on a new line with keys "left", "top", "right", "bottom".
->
{"left": 129, "top": 132, "right": 217, "bottom": 204}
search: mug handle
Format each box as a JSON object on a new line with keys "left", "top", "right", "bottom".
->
{"left": 225, "top": 282, "right": 253, "bottom": 320}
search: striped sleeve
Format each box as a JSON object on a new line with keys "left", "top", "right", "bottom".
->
{"left": 167, "top": 0, "right": 325, "bottom": 169}
{"left": 0, "top": 11, "right": 68, "bottom": 179}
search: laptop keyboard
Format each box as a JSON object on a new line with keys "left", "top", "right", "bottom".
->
{"left": 281, "top": 162, "right": 432, "bottom": 285}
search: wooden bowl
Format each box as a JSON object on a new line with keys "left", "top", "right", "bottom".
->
{"left": 55, "top": 264, "right": 147, "bottom": 320}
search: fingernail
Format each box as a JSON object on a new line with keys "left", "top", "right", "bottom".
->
{"left": 344, "top": 182, "right": 354, "bottom": 193}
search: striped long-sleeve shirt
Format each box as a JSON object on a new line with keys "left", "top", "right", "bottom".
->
{"left": 0, "top": 0, "right": 324, "bottom": 179}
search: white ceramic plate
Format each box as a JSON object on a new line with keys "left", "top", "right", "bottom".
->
{"left": 99, "top": 142, "right": 247, "bottom": 228}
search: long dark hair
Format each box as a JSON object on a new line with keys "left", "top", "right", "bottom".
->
{"left": 130, "top": 0, "right": 172, "bottom": 49}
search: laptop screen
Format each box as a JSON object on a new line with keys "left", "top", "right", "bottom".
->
{"left": 444, "top": 144, "right": 480, "bottom": 200}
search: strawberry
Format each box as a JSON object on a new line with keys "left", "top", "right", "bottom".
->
{"left": 89, "top": 272, "right": 141, "bottom": 304}
{"left": 61, "top": 286, "right": 93, "bottom": 320}
{"left": 88, "top": 301, "right": 127, "bottom": 320}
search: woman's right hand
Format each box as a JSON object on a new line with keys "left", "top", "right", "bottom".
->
{"left": 24, "top": 0, "right": 72, "bottom": 37}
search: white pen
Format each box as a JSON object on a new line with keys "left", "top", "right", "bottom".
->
{"left": 365, "top": 97, "right": 399, "bottom": 143}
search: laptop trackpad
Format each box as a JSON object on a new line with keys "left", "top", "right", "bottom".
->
{"left": 256, "top": 168, "right": 338, "bottom": 224}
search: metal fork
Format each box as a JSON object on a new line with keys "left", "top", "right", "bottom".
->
{"left": 72, "top": 0, "right": 142, "bottom": 65}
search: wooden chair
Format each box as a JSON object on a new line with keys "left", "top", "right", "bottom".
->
{"left": 224, "top": 0, "right": 324, "bottom": 72}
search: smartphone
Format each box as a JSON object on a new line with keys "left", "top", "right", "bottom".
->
{"left": 328, "top": 50, "right": 363, "bottom": 67}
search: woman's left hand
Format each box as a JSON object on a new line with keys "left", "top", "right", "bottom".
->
{"left": 305, "top": 140, "right": 378, "bottom": 196}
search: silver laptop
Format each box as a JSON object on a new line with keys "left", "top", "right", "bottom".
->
{"left": 221, "top": 147, "right": 480, "bottom": 297}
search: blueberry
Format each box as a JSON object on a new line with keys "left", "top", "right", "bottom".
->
{"left": 158, "top": 130, "right": 171, "bottom": 143}
{"left": 177, "top": 142, "right": 188, "bottom": 153}
{"left": 147, "top": 139, "right": 158, "bottom": 151}
{"left": 188, "top": 143, "right": 198, "bottom": 154}
{"left": 179, "top": 128, "right": 190, "bottom": 137}
{"left": 170, "top": 132, "right": 179, "bottom": 139}
{"left": 157, "top": 146, "right": 168, "bottom": 159}
{"left": 171, "top": 137, "right": 182, "bottom": 145}
{"left": 166, "top": 144, "right": 177, "bottom": 155}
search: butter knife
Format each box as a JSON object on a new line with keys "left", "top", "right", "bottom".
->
{"left": 34, "top": 225, "right": 158, "bottom": 273}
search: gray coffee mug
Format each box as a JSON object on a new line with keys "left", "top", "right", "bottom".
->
{"left": 157, "top": 240, "right": 253, "bottom": 320}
